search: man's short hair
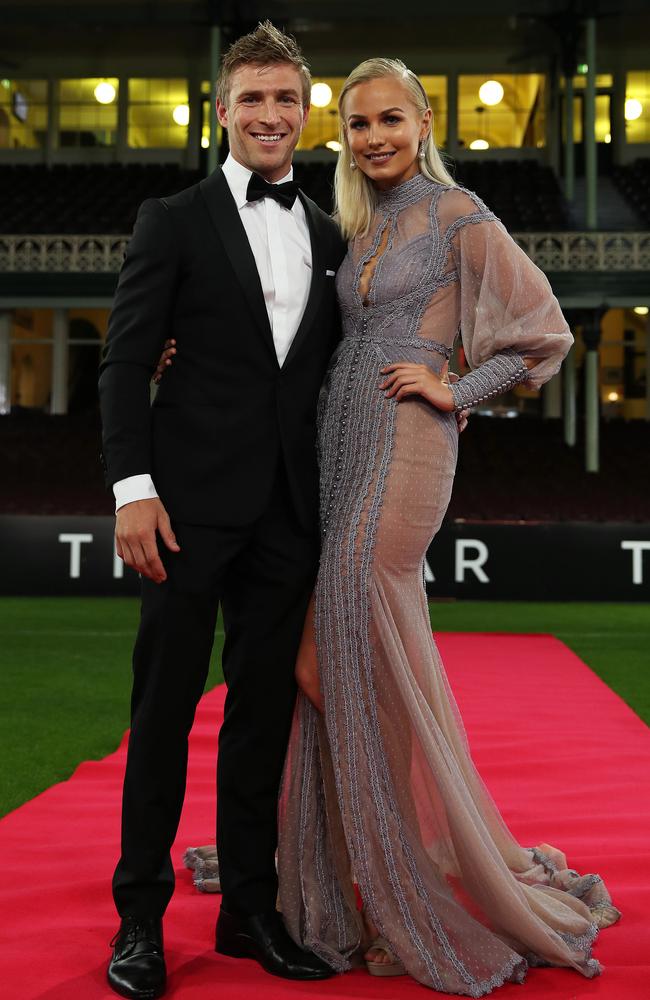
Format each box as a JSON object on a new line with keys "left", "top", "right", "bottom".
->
{"left": 217, "top": 20, "right": 312, "bottom": 107}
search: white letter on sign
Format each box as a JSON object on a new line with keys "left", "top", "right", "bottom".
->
{"left": 621, "top": 540, "right": 650, "bottom": 585}
{"left": 455, "top": 539, "right": 490, "bottom": 583}
{"left": 113, "top": 541, "right": 124, "bottom": 579}
{"left": 58, "top": 533, "right": 93, "bottom": 578}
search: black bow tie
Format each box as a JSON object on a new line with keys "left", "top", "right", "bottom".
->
{"left": 246, "top": 172, "right": 300, "bottom": 210}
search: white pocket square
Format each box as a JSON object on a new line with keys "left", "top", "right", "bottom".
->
{"left": 325, "top": 269, "right": 336, "bottom": 277}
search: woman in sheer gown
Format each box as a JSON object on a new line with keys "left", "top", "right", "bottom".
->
{"left": 275, "top": 59, "right": 620, "bottom": 995}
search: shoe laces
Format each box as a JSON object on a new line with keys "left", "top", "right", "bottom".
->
{"left": 110, "top": 918, "right": 161, "bottom": 955}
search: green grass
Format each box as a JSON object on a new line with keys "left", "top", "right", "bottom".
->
{"left": 0, "top": 598, "right": 647, "bottom": 818}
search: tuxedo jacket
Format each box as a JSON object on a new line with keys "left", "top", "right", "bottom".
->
{"left": 99, "top": 166, "right": 347, "bottom": 529}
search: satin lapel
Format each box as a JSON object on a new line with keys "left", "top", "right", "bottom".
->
{"left": 199, "top": 168, "right": 276, "bottom": 362}
{"left": 283, "top": 194, "right": 327, "bottom": 368}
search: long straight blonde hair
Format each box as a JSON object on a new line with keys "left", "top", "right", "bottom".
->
{"left": 334, "top": 58, "right": 456, "bottom": 239}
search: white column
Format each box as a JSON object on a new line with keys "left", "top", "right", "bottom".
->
{"left": 563, "top": 344, "right": 576, "bottom": 446}
{"left": 51, "top": 308, "right": 69, "bottom": 415}
{"left": 585, "top": 348, "right": 600, "bottom": 472}
{"left": 543, "top": 370, "right": 562, "bottom": 419}
{"left": 0, "top": 310, "right": 11, "bottom": 414}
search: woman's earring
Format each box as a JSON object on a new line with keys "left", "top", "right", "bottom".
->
{"left": 350, "top": 158, "right": 357, "bottom": 170}
{"left": 418, "top": 138, "right": 426, "bottom": 160}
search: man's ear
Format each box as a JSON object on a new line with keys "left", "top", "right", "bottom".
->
{"left": 216, "top": 98, "right": 228, "bottom": 129}
{"left": 301, "top": 102, "right": 310, "bottom": 130}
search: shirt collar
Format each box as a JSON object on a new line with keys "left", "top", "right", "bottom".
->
{"left": 222, "top": 153, "right": 294, "bottom": 210}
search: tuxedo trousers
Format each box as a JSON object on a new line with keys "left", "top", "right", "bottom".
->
{"left": 112, "top": 464, "right": 319, "bottom": 919}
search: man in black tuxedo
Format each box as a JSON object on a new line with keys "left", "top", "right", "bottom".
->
{"left": 99, "top": 22, "right": 344, "bottom": 999}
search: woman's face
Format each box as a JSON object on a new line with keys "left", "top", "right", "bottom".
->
{"left": 343, "top": 76, "right": 431, "bottom": 190}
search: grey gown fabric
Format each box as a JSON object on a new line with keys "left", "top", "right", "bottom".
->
{"left": 277, "top": 174, "right": 620, "bottom": 995}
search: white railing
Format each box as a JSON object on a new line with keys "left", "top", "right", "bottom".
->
{"left": 0, "top": 235, "right": 128, "bottom": 273}
{"left": 513, "top": 232, "right": 650, "bottom": 271}
{"left": 1, "top": 231, "right": 649, "bottom": 274}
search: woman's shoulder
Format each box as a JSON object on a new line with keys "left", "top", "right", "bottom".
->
{"left": 433, "top": 182, "right": 495, "bottom": 226}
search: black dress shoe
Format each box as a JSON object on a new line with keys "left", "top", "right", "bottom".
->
{"left": 215, "top": 908, "right": 334, "bottom": 980}
{"left": 107, "top": 917, "right": 166, "bottom": 999}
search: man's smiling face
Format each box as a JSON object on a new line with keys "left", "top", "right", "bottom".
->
{"left": 217, "top": 62, "right": 310, "bottom": 182}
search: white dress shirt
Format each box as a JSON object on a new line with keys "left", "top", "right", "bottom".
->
{"left": 113, "top": 153, "right": 313, "bottom": 512}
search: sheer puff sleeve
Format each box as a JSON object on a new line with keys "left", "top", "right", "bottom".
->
{"left": 442, "top": 188, "right": 573, "bottom": 401}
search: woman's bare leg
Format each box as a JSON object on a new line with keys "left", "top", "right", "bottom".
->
{"left": 294, "top": 592, "right": 322, "bottom": 713}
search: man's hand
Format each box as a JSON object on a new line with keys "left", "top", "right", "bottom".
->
{"left": 115, "top": 498, "right": 180, "bottom": 583}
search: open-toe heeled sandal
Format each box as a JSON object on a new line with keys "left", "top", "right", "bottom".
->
{"left": 365, "top": 936, "right": 406, "bottom": 977}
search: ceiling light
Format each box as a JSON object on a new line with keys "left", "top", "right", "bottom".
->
{"left": 633, "top": 306, "right": 649, "bottom": 316}
{"left": 625, "top": 98, "right": 643, "bottom": 121}
{"left": 94, "top": 82, "right": 116, "bottom": 105}
{"left": 479, "top": 81, "right": 504, "bottom": 106}
{"left": 469, "top": 139, "right": 489, "bottom": 150}
{"left": 201, "top": 135, "right": 209, "bottom": 149}
{"left": 325, "top": 139, "right": 342, "bottom": 152}
{"left": 311, "top": 83, "right": 333, "bottom": 108}
{"left": 607, "top": 391, "right": 619, "bottom": 402}
{"left": 604, "top": 133, "right": 611, "bottom": 144}
{"left": 172, "top": 104, "right": 190, "bottom": 127}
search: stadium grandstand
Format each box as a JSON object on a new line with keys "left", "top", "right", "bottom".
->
{"left": 0, "top": 0, "right": 648, "bottom": 532}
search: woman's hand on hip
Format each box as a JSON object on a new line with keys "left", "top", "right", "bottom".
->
{"left": 379, "top": 362, "right": 455, "bottom": 412}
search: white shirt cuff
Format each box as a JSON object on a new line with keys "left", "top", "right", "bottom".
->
{"left": 113, "top": 474, "right": 159, "bottom": 512}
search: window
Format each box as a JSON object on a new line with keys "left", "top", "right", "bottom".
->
{"left": 0, "top": 79, "right": 47, "bottom": 149}
{"left": 421, "top": 76, "right": 448, "bottom": 148}
{"left": 298, "top": 78, "right": 344, "bottom": 152}
{"left": 58, "top": 79, "right": 118, "bottom": 148}
{"left": 561, "top": 74, "right": 613, "bottom": 143}
{"left": 295, "top": 76, "right": 447, "bottom": 154}
{"left": 458, "top": 74, "right": 545, "bottom": 149}
{"left": 200, "top": 81, "right": 222, "bottom": 152}
{"left": 128, "top": 79, "right": 189, "bottom": 148}
{"left": 10, "top": 309, "right": 53, "bottom": 411}
{"left": 625, "top": 72, "right": 650, "bottom": 144}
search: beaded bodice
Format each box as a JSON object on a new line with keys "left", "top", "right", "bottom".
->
{"left": 335, "top": 174, "right": 492, "bottom": 362}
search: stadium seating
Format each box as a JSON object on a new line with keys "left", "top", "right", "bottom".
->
{"left": 1, "top": 409, "right": 648, "bottom": 522}
{"left": 0, "top": 159, "right": 570, "bottom": 234}
{"left": 611, "top": 158, "right": 650, "bottom": 227}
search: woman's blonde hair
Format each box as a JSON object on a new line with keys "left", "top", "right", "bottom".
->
{"left": 334, "top": 58, "right": 456, "bottom": 239}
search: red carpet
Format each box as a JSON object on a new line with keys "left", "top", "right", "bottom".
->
{"left": 1, "top": 634, "right": 648, "bottom": 999}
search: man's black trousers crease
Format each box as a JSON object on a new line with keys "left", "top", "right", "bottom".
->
{"left": 112, "top": 465, "right": 319, "bottom": 920}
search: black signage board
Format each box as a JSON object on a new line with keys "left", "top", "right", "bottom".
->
{"left": 0, "top": 516, "right": 648, "bottom": 601}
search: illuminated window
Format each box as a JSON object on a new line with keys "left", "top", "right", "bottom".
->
{"left": 58, "top": 79, "right": 118, "bottom": 148}
{"left": 421, "top": 77, "right": 448, "bottom": 148}
{"left": 298, "top": 78, "right": 343, "bottom": 152}
{"left": 561, "top": 75, "right": 612, "bottom": 143}
{"left": 10, "top": 309, "right": 53, "bottom": 411}
{"left": 625, "top": 72, "right": 650, "bottom": 144}
{"left": 459, "top": 75, "right": 545, "bottom": 149}
{"left": 0, "top": 80, "right": 47, "bottom": 149}
{"left": 296, "top": 76, "right": 447, "bottom": 153}
{"left": 200, "top": 81, "right": 222, "bottom": 152}
{"left": 128, "top": 79, "right": 189, "bottom": 148}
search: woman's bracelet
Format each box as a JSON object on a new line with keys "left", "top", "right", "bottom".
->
{"left": 450, "top": 350, "right": 529, "bottom": 412}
